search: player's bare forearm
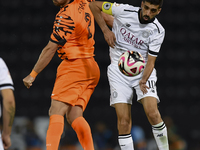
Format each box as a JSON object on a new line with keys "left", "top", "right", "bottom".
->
{"left": 142, "top": 55, "right": 156, "bottom": 82}
{"left": 139, "top": 55, "right": 156, "bottom": 94}
{"left": 3, "top": 106, "right": 15, "bottom": 134}
{"left": 23, "top": 41, "right": 58, "bottom": 89}
{"left": 141, "top": 63, "right": 154, "bottom": 83}
{"left": 1, "top": 89, "right": 15, "bottom": 136}
{"left": 102, "top": 12, "right": 114, "bottom": 28}
{"left": 89, "top": 1, "right": 110, "bottom": 33}
{"left": 33, "top": 41, "right": 58, "bottom": 74}
{"left": 90, "top": 1, "right": 116, "bottom": 47}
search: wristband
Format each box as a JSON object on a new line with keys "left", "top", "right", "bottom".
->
{"left": 30, "top": 70, "right": 38, "bottom": 78}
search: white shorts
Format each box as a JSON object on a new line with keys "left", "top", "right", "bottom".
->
{"left": 107, "top": 64, "right": 160, "bottom": 106}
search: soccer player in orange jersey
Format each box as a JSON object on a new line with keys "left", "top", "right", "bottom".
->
{"left": 22, "top": 0, "right": 110, "bottom": 149}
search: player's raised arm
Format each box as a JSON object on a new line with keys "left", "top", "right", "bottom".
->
{"left": 101, "top": 12, "right": 114, "bottom": 28}
{"left": 89, "top": 1, "right": 116, "bottom": 48}
{"left": 23, "top": 41, "right": 58, "bottom": 89}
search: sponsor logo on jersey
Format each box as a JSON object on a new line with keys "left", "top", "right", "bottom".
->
{"left": 142, "top": 30, "right": 150, "bottom": 38}
{"left": 78, "top": 1, "right": 86, "bottom": 13}
{"left": 157, "top": 133, "right": 163, "bottom": 137}
{"left": 120, "top": 28, "right": 144, "bottom": 49}
{"left": 125, "top": 23, "right": 131, "bottom": 27}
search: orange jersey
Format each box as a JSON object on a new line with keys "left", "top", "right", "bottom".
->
{"left": 50, "top": 0, "right": 95, "bottom": 60}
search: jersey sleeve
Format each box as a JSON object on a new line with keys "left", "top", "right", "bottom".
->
{"left": 112, "top": 3, "right": 135, "bottom": 17}
{"left": 50, "top": 14, "right": 75, "bottom": 46}
{"left": 0, "top": 58, "right": 14, "bottom": 91}
{"left": 148, "top": 28, "right": 165, "bottom": 57}
{"left": 102, "top": 2, "right": 131, "bottom": 17}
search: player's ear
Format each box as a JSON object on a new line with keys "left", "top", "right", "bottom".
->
{"left": 157, "top": 8, "right": 161, "bottom": 15}
{"left": 141, "top": 1, "right": 144, "bottom": 7}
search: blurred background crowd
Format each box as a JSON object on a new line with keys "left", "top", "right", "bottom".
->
{"left": 1, "top": 0, "right": 200, "bottom": 149}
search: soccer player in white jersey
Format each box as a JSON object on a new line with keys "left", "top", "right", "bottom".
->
{"left": 90, "top": 0, "right": 169, "bottom": 150}
{"left": 0, "top": 58, "right": 15, "bottom": 150}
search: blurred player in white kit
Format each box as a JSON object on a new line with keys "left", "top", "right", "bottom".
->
{"left": 89, "top": 0, "right": 169, "bottom": 149}
{"left": 0, "top": 58, "right": 15, "bottom": 150}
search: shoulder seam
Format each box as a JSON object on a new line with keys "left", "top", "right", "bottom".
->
{"left": 152, "top": 22, "right": 160, "bottom": 33}
{"left": 124, "top": 9, "right": 138, "bottom": 13}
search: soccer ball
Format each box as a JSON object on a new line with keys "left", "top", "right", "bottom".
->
{"left": 118, "top": 51, "right": 145, "bottom": 76}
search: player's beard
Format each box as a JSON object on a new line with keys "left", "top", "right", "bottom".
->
{"left": 142, "top": 15, "right": 150, "bottom": 21}
{"left": 139, "top": 10, "right": 155, "bottom": 24}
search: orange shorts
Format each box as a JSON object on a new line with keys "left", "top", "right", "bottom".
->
{"left": 51, "top": 57, "right": 100, "bottom": 111}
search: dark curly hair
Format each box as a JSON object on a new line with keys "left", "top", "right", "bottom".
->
{"left": 142, "top": 0, "right": 163, "bottom": 8}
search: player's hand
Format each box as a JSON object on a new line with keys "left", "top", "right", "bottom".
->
{"left": 2, "top": 134, "right": 11, "bottom": 149}
{"left": 23, "top": 75, "right": 35, "bottom": 89}
{"left": 103, "top": 29, "right": 116, "bottom": 48}
{"left": 139, "top": 80, "right": 149, "bottom": 94}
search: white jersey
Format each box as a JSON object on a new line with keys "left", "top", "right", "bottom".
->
{"left": 110, "top": 3, "right": 165, "bottom": 65}
{"left": 104, "top": 3, "right": 164, "bottom": 105}
{"left": 0, "top": 58, "right": 14, "bottom": 91}
{"left": 0, "top": 57, "right": 14, "bottom": 118}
